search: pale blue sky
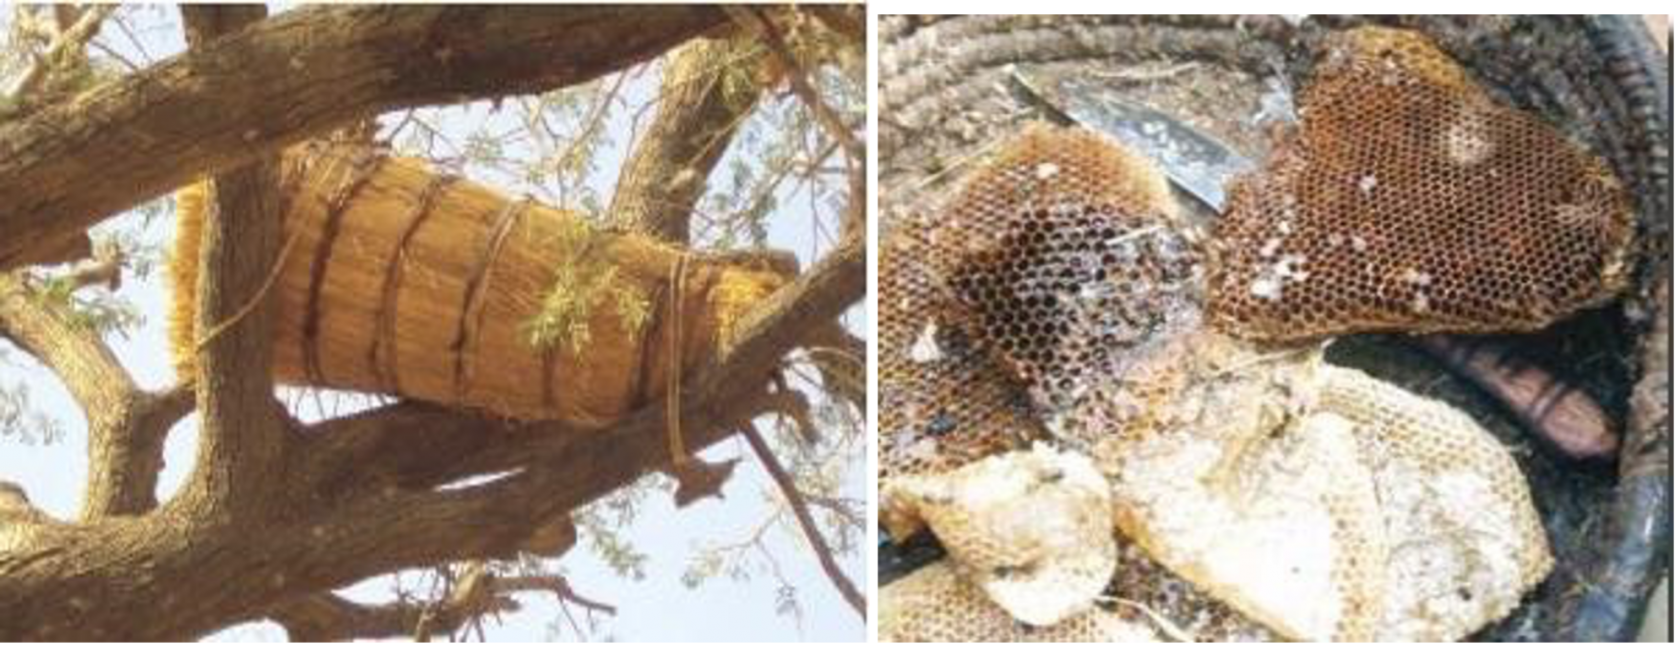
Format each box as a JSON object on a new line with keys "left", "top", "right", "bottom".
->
{"left": 0, "top": 5, "right": 864, "bottom": 642}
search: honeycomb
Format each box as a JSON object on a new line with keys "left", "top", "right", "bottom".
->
{"left": 881, "top": 328, "right": 1553, "bottom": 641}
{"left": 924, "top": 125, "right": 1203, "bottom": 447}
{"left": 882, "top": 111, "right": 1556, "bottom": 640}
{"left": 1097, "top": 332, "right": 1390, "bottom": 642}
{"left": 879, "top": 544, "right": 1282, "bottom": 643}
{"left": 878, "top": 218, "right": 1045, "bottom": 531}
{"left": 879, "top": 561, "right": 1161, "bottom": 642}
{"left": 1097, "top": 334, "right": 1552, "bottom": 641}
{"left": 1106, "top": 538, "right": 1278, "bottom": 642}
{"left": 1319, "top": 364, "right": 1553, "bottom": 641}
{"left": 1207, "top": 26, "right": 1635, "bottom": 341}
{"left": 881, "top": 444, "right": 1116, "bottom": 626}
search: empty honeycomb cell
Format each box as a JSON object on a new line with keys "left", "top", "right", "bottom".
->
{"left": 924, "top": 125, "right": 1203, "bottom": 445}
{"left": 878, "top": 217, "right": 1046, "bottom": 520}
{"left": 1207, "top": 26, "right": 1635, "bottom": 341}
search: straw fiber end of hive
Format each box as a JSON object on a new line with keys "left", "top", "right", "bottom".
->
{"left": 167, "top": 181, "right": 209, "bottom": 383}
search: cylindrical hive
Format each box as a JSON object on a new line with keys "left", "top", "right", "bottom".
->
{"left": 169, "top": 143, "right": 790, "bottom": 428}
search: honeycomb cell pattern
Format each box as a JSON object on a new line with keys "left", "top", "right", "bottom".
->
{"left": 1317, "top": 364, "right": 1553, "bottom": 641}
{"left": 1207, "top": 26, "right": 1635, "bottom": 341}
{"left": 926, "top": 125, "right": 1203, "bottom": 431}
{"left": 1097, "top": 332, "right": 1389, "bottom": 641}
{"left": 880, "top": 561, "right": 1161, "bottom": 642}
{"left": 878, "top": 218, "right": 1044, "bottom": 487}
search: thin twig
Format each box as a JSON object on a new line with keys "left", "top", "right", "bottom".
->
{"left": 87, "top": 39, "right": 140, "bottom": 73}
{"left": 6, "top": 4, "right": 116, "bottom": 97}
{"left": 110, "top": 8, "right": 154, "bottom": 65}
{"left": 726, "top": 7, "right": 861, "bottom": 161}
{"left": 740, "top": 425, "right": 865, "bottom": 618}
{"left": 551, "top": 70, "right": 628, "bottom": 196}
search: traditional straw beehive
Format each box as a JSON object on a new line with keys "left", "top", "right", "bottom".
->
{"left": 169, "top": 143, "right": 790, "bottom": 428}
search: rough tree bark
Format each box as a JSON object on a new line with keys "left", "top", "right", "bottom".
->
{"left": 0, "top": 273, "right": 192, "bottom": 519}
{"left": 609, "top": 26, "right": 868, "bottom": 617}
{"left": 0, "top": 5, "right": 863, "bottom": 640}
{"left": 610, "top": 36, "right": 763, "bottom": 243}
{"left": 175, "top": 4, "right": 290, "bottom": 522}
{"left": 0, "top": 231, "right": 863, "bottom": 641}
{"left": 0, "top": 4, "right": 729, "bottom": 270}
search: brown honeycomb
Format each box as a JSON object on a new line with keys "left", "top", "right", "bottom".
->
{"left": 1207, "top": 26, "right": 1634, "bottom": 341}
{"left": 878, "top": 218, "right": 1043, "bottom": 499}
{"left": 926, "top": 125, "right": 1202, "bottom": 444}
{"left": 880, "top": 19, "right": 1579, "bottom": 642}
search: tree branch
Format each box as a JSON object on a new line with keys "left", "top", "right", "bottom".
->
{"left": 609, "top": 35, "right": 763, "bottom": 243}
{"left": 60, "top": 246, "right": 123, "bottom": 292}
{"left": 4, "top": 4, "right": 115, "bottom": 97}
{"left": 0, "top": 272, "right": 187, "bottom": 519}
{"left": 803, "top": 322, "right": 867, "bottom": 413}
{"left": 0, "top": 7, "right": 862, "bottom": 636}
{"left": 0, "top": 225, "right": 862, "bottom": 639}
{"left": 742, "top": 425, "right": 866, "bottom": 617}
{"left": 805, "top": 5, "right": 866, "bottom": 43}
{"left": 0, "top": 273, "right": 133, "bottom": 430}
{"left": 271, "top": 566, "right": 613, "bottom": 641}
{"left": 173, "top": 4, "right": 291, "bottom": 519}
{"left": 0, "top": 4, "right": 728, "bottom": 270}
{"left": 100, "top": 383, "right": 193, "bottom": 517}
{"left": 271, "top": 567, "right": 515, "bottom": 642}
{"left": 725, "top": 7, "right": 862, "bottom": 161}
{"left": 0, "top": 480, "right": 43, "bottom": 520}
{"left": 728, "top": 7, "right": 865, "bottom": 239}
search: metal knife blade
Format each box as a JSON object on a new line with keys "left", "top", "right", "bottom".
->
{"left": 1010, "top": 67, "right": 1253, "bottom": 210}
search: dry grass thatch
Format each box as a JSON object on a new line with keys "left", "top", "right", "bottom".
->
{"left": 169, "top": 143, "right": 791, "bottom": 428}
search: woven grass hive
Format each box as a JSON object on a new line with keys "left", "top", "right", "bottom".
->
{"left": 169, "top": 143, "right": 790, "bottom": 428}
